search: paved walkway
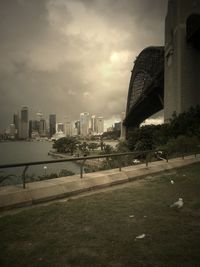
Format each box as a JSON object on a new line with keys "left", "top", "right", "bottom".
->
{"left": 0, "top": 154, "right": 199, "bottom": 211}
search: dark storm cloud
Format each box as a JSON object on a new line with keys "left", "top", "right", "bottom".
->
{"left": 0, "top": 0, "right": 168, "bottom": 129}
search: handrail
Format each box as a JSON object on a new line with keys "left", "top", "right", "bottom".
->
{"left": 0, "top": 149, "right": 199, "bottom": 189}
{"left": 0, "top": 150, "right": 153, "bottom": 169}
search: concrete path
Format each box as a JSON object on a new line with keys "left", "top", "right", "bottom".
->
{"left": 0, "top": 154, "right": 199, "bottom": 211}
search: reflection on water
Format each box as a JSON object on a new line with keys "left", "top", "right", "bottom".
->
{"left": 0, "top": 141, "right": 80, "bottom": 185}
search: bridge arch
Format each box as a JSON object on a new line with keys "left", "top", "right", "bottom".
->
{"left": 124, "top": 46, "right": 164, "bottom": 130}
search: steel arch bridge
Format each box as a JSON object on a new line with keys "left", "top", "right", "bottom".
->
{"left": 123, "top": 46, "right": 164, "bottom": 131}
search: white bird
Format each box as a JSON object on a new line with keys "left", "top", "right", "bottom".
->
{"left": 129, "top": 215, "right": 134, "bottom": 218}
{"left": 135, "top": 234, "right": 146, "bottom": 239}
{"left": 133, "top": 159, "right": 140, "bottom": 164}
{"left": 170, "top": 180, "right": 174, "bottom": 184}
{"left": 170, "top": 198, "right": 184, "bottom": 209}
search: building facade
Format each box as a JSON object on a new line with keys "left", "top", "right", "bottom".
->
{"left": 49, "top": 114, "right": 56, "bottom": 138}
{"left": 80, "top": 112, "right": 90, "bottom": 136}
{"left": 97, "top": 116, "right": 104, "bottom": 134}
{"left": 20, "top": 106, "right": 29, "bottom": 139}
{"left": 91, "top": 115, "right": 97, "bottom": 133}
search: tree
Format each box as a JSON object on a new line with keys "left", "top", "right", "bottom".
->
{"left": 78, "top": 142, "right": 90, "bottom": 156}
{"left": 53, "top": 137, "right": 80, "bottom": 155}
{"left": 88, "top": 142, "right": 99, "bottom": 151}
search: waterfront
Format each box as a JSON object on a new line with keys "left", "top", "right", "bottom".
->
{"left": 0, "top": 141, "right": 80, "bottom": 185}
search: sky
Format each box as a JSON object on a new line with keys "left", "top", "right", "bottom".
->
{"left": 0, "top": 0, "right": 168, "bottom": 130}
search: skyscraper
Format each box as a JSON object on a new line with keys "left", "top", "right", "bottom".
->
{"left": 65, "top": 118, "right": 72, "bottom": 136}
{"left": 29, "top": 120, "right": 40, "bottom": 138}
{"left": 20, "top": 106, "right": 29, "bottom": 139}
{"left": 57, "top": 123, "right": 64, "bottom": 132}
{"left": 80, "top": 112, "right": 90, "bottom": 136}
{"left": 75, "top": 120, "right": 81, "bottom": 135}
{"left": 49, "top": 114, "right": 56, "bottom": 138}
{"left": 13, "top": 113, "right": 19, "bottom": 138}
{"left": 91, "top": 115, "right": 97, "bottom": 133}
{"left": 39, "top": 119, "right": 47, "bottom": 137}
{"left": 97, "top": 116, "right": 104, "bottom": 134}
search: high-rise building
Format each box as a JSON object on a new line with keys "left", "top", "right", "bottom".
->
{"left": 65, "top": 121, "right": 72, "bottom": 136}
{"left": 20, "top": 106, "right": 29, "bottom": 139}
{"left": 80, "top": 112, "right": 90, "bottom": 136}
{"left": 9, "top": 124, "right": 15, "bottom": 139}
{"left": 57, "top": 122, "right": 64, "bottom": 132}
{"left": 49, "top": 114, "right": 56, "bottom": 138}
{"left": 39, "top": 119, "right": 47, "bottom": 137}
{"left": 91, "top": 115, "right": 97, "bottom": 133}
{"left": 13, "top": 113, "right": 19, "bottom": 138}
{"left": 29, "top": 120, "right": 40, "bottom": 138}
{"left": 75, "top": 120, "right": 81, "bottom": 135}
{"left": 97, "top": 116, "right": 104, "bottom": 134}
{"left": 114, "top": 122, "right": 121, "bottom": 131}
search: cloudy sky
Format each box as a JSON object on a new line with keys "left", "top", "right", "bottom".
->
{"left": 0, "top": 0, "right": 168, "bottom": 130}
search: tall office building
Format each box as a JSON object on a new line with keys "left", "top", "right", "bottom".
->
{"left": 39, "top": 119, "right": 47, "bottom": 137}
{"left": 75, "top": 120, "right": 81, "bottom": 135}
{"left": 13, "top": 113, "right": 19, "bottom": 138}
{"left": 49, "top": 114, "right": 56, "bottom": 138}
{"left": 20, "top": 106, "right": 29, "bottom": 139}
{"left": 29, "top": 120, "right": 40, "bottom": 138}
{"left": 80, "top": 112, "right": 90, "bottom": 136}
{"left": 91, "top": 115, "right": 97, "bottom": 133}
{"left": 9, "top": 124, "right": 15, "bottom": 139}
{"left": 65, "top": 120, "right": 72, "bottom": 136}
{"left": 57, "top": 122, "right": 64, "bottom": 132}
{"left": 97, "top": 116, "right": 104, "bottom": 134}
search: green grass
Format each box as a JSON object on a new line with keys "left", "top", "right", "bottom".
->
{"left": 1, "top": 163, "right": 200, "bottom": 267}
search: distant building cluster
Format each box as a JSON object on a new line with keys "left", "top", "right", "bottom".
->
{"left": 1, "top": 107, "right": 126, "bottom": 141}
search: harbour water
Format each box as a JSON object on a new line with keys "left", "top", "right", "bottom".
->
{"left": 0, "top": 141, "right": 80, "bottom": 185}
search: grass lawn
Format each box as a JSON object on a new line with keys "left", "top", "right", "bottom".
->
{"left": 0, "top": 163, "right": 200, "bottom": 267}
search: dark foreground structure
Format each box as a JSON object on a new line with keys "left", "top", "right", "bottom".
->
{"left": 124, "top": 47, "right": 164, "bottom": 129}
{"left": 124, "top": 0, "right": 200, "bottom": 135}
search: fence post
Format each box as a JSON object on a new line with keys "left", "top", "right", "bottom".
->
{"left": 80, "top": 164, "right": 83, "bottom": 178}
{"left": 182, "top": 153, "right": 184, "bottom": 159}
{"left": 22, "top": 165, "right": 29, "bottom": 189}
{"left": 166, "top": 152, "right": 169, "bottom": 163}
{"left": 119, "top": 156, "right": 122, "bottom": 172}
{"left": 80, "top": 159, "right": 86, "bottom": 179}
{"left": 146, "top": 153, "right": 148, "bottom": 167}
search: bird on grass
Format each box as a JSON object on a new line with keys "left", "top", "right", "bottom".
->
{"left": 170, "top": 198, "right": 184, "bottom": 209}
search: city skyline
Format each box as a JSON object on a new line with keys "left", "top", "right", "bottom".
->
{"left": 2, "top": 105, "right": 127, "bottom": 139}
{"left": 0, "top": 0, "right": 167, "bottom": 130}
{"left": 0, "top": 105, "right": 123, "bottom": 134}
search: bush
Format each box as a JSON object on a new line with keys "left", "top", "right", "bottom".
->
{"left": 158, "top": 135, "right": 199, "bottom": 155}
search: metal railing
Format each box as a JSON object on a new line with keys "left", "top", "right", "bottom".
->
{"left": 0, "top": 149, "right": 199, "bottom": 189}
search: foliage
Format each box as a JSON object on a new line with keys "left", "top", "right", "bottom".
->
{"left": 39, "top": 169, "right": 75, "bottom": 180}
{"left": 0, "top": 173, "right": 17, "bottom": 185}
{"left": 87, "top": 142, "right": 99, "bottom": 151}
{"left": 116, "top": 141, "right": 130, "bottom": 153}
{"left": 102, "top": 130, "right": 120, "bottom": 140}
{"left": 78, "top": 142, "right": 90, "bottom": 156}
{"left": 127, "top": 105, "right": 200, "bottom": 153}
{"left": 59, "top": 169, "right": 75, "bottom": 177}
{"left": 100, "top": 144, "right": 115, "bottom": 154}
{"left": 53, "top": 137, "right": 80, "bottom": 155}
{"left": 158, "top": 135, "right": 199, "bottom": 155}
